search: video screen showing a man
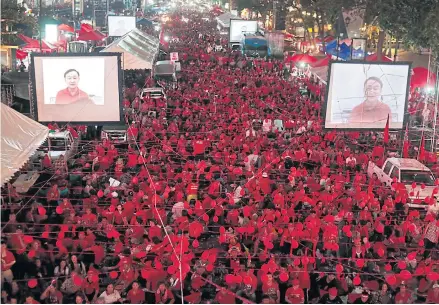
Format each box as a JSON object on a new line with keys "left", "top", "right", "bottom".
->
{"left": 55, "top": 69, "right": 92, "bottom": 105}
{"left": 324, "top": 62, "right": 410, "bottom": 129}
{"left": 348, "top": 76, "right": 391, "bottom": 123}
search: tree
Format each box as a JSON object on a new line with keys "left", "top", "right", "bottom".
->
{"left": 364, "top": 0, "right": 439, "bottom": 59}
{"left": 1, "top": 0, "right": 38, "bottom": 45}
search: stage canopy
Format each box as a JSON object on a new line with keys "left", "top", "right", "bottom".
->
{"left": 216, "top": 12, "right": 241, "bottom": 28}
{"left": 101, "top": 28, "right": 160, "bottom": 70}
{"left": 1, "top": 104, "right": 49, "bottom": 185}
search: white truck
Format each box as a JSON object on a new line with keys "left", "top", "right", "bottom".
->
{"left": 367, "top": 158, "right": 438, "bottom": 209}
{"left": 35, "top": 130, "right": 79, "bottom": 161}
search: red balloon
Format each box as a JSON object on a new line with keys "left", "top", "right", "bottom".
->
{"left": 28, "top": 279, "right": 38, "bottom": 288}
{"left": 398, "top": 261, "right": 407, "bottom": 270}
{"left": 225, "top": 274, "right": 234, "bottom": 284}
{"left": 411, "top": 182, "right": 417, "bottom": 189}
{"left": 234, "top": 275, "right": 242, "bottom": 284}
{"left": 206, "top": 264, "right": 214, "bottom": 272}
{"left": 386, "top": 275, "right": 397, "bottom": 286}
{"left": 167, "top": 266, "right": 177, "bottom": 275}
{"left": 213, "top": 216, "right": 218, "bottom": 222}
{"left": 279, "top": 272, "right": 289, "bottom": 282}
{"left": 192, "top": 239, "right": 199, "bottom": 248}
{"left": 28, "top": 250, "right": 36, "bottom": 258}
{"left": 132, "top": 177, "right": 139, "bottom": 184}
{"left": 243, "top": 276, "right": 252, "bottom": 285}
{"left": 427, "top": 272, "right": 439, "bottom": 281}
{"left": 97, "top": 190, "right": 104, "bottom": 198}
{"left": 377, "top": 248, "right": 385, "bottom": 257}
{"left": 335, "top": 264, "right": 343, "bottom": 273}
{"left": 385, "top": 264, "right": 392, "bottom": 272}
{"left": 73, "top": 275, "right": 83, "bottom": 286}
{"left": 55, "top": 206, "right": 63, "bottom": 214}
{"left": 38, "top": 206, "right": 46, "bottom": 216}
{"left": 356, "top": 259, "right": 365, "bottom": 268}
{"left": 109, "top": 271, "right": 118, "bottom": 279}
{"left": 291, "top": 240, "right": 299, "bottom": 249}
{"left": 399, "top": 270, "right": 412, "bottom": 281}
{"left": 42, "top": 231, "right": 49, "bottom": 239}
{"left": 23, "top": 235, "right": 34, "bottom": 244}
{"left": 294, "top": 258, "right": 301, "bottom": 266}
{"left": 353, "top": 276, "right": 361, "bottom": 286}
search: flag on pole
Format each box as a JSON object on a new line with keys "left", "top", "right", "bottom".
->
{"left": 418, "top": 133, "right": 426, "bottom": 161}
{"left": 402, "top": 125, "right": 409, "bottom": 158}
{"left": 383, "top": 114, "right": 390, "bottom": 144}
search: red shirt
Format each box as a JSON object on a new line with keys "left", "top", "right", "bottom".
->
{"left": 1, "top": 250, "right": 15, "bottom": 271}
{"left": 216, "top": 291, "right": 236, "bottom": 304}
{"left": 155, "top": 288, "right": 173, "bottom": 303}
{"left": 127, "top": 289, "right": 145, "bottom": 304}
{"left": 286, "top": 287, "right": 304, "bottom": 303}
{"left": 55, "top": 88, "right": 90, "bottom": 104}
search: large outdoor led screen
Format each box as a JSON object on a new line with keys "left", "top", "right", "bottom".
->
{"left": 108, "top": 16, "right": 136, "bottom": 36}
{"left": 229, "top": 20, "right": 258, "bottom": 43}
{"left": 324, "top": 62, "right": 411, "bottom": 129}
{"left": 31, "top": 53, "right": 123, "bottom": 123}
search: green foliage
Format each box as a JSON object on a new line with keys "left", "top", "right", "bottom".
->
{"left": 367, "top": 0, "right": 439, "bottom": 58}
{"left": 1, "top": 0, "right": 38, "bottom": 45}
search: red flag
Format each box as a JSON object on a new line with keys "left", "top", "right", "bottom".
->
{"left": 418, "top": 134, "right": 426, "bottom": 161}
{"left": 383, "top": 114, "right": 390, "bottom": 144}
{"left": 402, "top": 125, "right": 409, "bottom": 158}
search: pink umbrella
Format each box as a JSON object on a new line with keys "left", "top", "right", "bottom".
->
{"left": 311, "top": 55, "right": 331, "bottom": 67}
{"left": 366, "top": 53, "right": 392, "bottom": 62}
{"left": 77, "top": 30, "right": 106, "bottom": 41}
{"left": 285, "top": 53, "right": 318, "bottom": 64}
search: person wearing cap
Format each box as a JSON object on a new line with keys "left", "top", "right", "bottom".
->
{"left": 319, "top": 287, "right": 343, "bottom": 304}
{"left": 353, "top": 291, "right": 371, "bottom": 304}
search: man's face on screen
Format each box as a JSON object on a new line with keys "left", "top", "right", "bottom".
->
{"left": 365, "top": 79, "right": 382, "bottom": 100}
{"left": 65, "top": 71, "right": 79, "bottom": 89}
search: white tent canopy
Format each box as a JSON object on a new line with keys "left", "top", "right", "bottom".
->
{"left": 1, "top": 103, "right": 49, "bottom": 184}
{"left": 216, "top": 12, "right": 241, "bottom": 28}
{"left": 309, "top": 66, "right": 328, "bottom": 84}
{"left": 101, "top": 28, "right": 160, "bottom": 70}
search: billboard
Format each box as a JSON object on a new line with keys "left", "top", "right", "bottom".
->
{"left": 31, "top": 53, "right": 123, "bottom": 124}
{"left": 324, "top": 62, "right": 411, "bottom": 129}
{"left": 229, "top": 19, "right": 258, "bottom": 43}
{"left": 108, "top": 16, "right": 136, "bottom": 36}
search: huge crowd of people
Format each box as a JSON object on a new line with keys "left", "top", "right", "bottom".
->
{"left": 2, "top": 9, "right": 439, "bottom": 305}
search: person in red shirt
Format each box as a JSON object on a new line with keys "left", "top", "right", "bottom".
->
{"left": 285, "top": 280, "right": 305, "bottom": 304}
{"left": 427, "top": 284, "right": 439, "bottom": 304}
{"left": 55, "top": 69, "right": 91, "bottom": 105}
{"left": 395, "top": 284, "right": 413, "bottom": 304}
{"left": 261, "top": 274, "right": 280, "bottom": 303}
{"left": 1, "top": 241, "right": 15, "bottom": 283}
{"left": 127, "top": 282, "right": 146, "bottom": 304}
{"left": 155, "top": 282, "right": 175, "bottom": 304}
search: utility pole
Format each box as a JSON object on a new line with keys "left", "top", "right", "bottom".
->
{"left": 273, "top": 0, "right": 277, "bottom": 30}
{"left": 39, "top": 0, "right": 43, "bottom": 52}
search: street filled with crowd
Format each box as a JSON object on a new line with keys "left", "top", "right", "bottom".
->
{"left": 2, "top": 9, "right": 439, "bottom": 305}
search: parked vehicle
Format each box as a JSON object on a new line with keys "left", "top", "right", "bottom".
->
{"left": 367, "top": 158, "right": 438, "bottom": 208}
